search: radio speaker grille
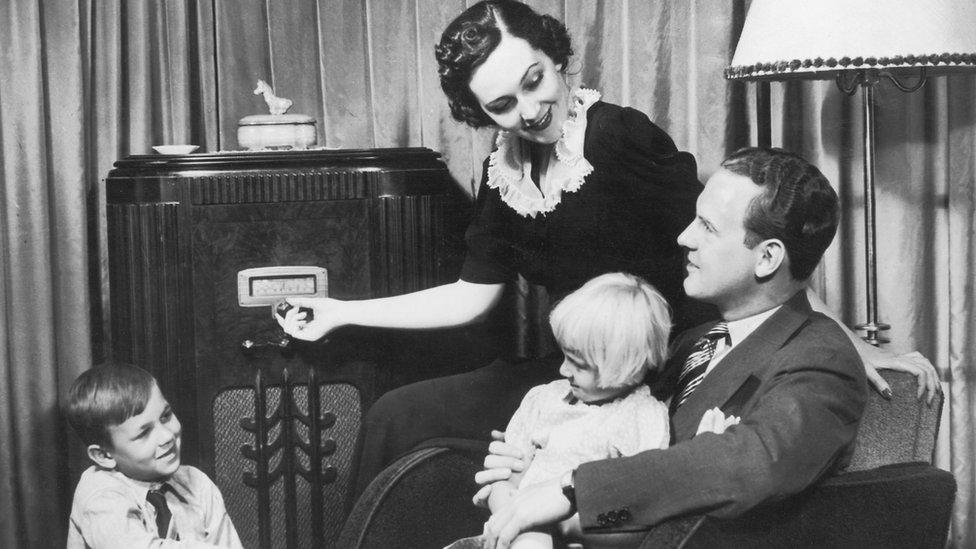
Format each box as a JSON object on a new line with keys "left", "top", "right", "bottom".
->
{"left": 213, "top": 383, "right": 361, "bottom": 548}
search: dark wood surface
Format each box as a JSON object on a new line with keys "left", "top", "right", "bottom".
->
{"left": 105, "top": 148, "right": 494, "bottom": 548}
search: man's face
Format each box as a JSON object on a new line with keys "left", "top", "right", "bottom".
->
{"left": 677, "top": 169, "right": 763, "bottom": 316}
{"left": 103, "top": 384, "right": 182, "bottom": 482}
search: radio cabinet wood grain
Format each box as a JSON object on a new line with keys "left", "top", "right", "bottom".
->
{"left": 106, "top": 148, "right": 485, "bottom": 548}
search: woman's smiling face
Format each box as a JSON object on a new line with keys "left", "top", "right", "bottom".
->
{"left": 467, "top": 32, "right": 569, "bottom": 145}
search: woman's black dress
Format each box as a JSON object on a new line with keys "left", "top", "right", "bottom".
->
{"left": 353, "top": 101, "right": 713, "bottom": 496}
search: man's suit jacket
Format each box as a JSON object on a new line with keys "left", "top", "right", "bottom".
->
{"left": 573, "top": 290, "right": 868, "bottom": 531}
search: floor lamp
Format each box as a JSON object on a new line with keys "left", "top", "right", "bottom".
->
{"left": 726, "top": 0, "right": 976, "bottom": 345}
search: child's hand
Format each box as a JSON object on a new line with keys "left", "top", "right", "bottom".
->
{"left": 472, "top": 483, "right": 492, "bottom": 509}
{"left": 696, "top": 407, "right": 741, "bottom": 435}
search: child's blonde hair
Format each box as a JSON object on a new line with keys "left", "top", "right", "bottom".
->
{"left": 549, "top": 272, "right": 671, "bottom": 389}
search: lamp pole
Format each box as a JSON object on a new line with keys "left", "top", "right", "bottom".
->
{"left": 837, "top": 69, "right": 926, "bottom": 345}
{"left": 727, "top": 0, "right": 976, "bottom": 345}
{"left": 853, "top": 73, "right": 889, "bottom": 345}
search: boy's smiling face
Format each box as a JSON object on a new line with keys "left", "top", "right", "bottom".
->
{"left": 100, "top": 384, "right": 182, "bottom": 482}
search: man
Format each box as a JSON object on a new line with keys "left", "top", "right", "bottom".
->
{"left": 480, "top": 147, "right": 868, "bottom": 547}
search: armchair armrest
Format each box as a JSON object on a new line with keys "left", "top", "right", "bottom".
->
{"left": 585, "top": 462, "right": 954, "bottom": 548}
{"left": 340, "top": 448, "right": 954, "bottom": 549}
{"left": 338, "top": 444, "right": 488, "bottom": 549}
{"left": 673, "top": 462, "right": 955, "bottom": 548}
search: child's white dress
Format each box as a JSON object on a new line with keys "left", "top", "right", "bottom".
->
{"left": 505, "top": 378, "right": 670, "bottom": 488}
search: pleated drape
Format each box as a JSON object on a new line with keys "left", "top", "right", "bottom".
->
{"left": 0, "top": 0, "right": 92, "bottom": 546}
{"left": 0, "top": 1, "right": 974, "bottom": 546}
{"left": 208, "top": 0, "right": 747, "bottom": 192}
{"left": 768, "top": 75, "right": 976, "bottom": 548}
{"left": 945, "top": 76, "right": 976, "bottom": 548}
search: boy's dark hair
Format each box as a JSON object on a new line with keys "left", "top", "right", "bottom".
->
{"left": 434, "top": 0, "right": 573, "bottom": 127}
{"left": 721, "top": 147, "right": 840, "bottom": 281}
{"left": 65, "top": 362, "right": 157, "bottom": 447}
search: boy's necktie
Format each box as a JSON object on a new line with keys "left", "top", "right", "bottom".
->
{"left": 146, "top": 485, "right": 172, "bottom": 538}
{"left": 672, "top": 322, "right": 730, "bottom": 411}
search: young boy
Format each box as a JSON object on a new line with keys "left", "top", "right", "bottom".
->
{"left": 65, "top": 362, "right": 242, "bottom": 548}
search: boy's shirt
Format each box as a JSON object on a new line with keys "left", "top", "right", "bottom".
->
{"left": 67, "top": 464, "right": 242, "bottom": 549}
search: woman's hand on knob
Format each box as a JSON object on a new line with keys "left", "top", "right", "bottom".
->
{"left": 277, "top": 297, "right": 346, "bottom": 341}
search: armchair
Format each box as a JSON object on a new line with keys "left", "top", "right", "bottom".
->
{"left": 337, "top": 371, "right": 955, "bottom": 548}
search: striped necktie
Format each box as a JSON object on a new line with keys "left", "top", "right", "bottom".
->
{"left": 672, "top": 322, "right": 730, "bottom": 411}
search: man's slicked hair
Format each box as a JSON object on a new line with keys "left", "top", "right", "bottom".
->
{"left": 722, "top": 147, "right": 840, "bottom": 281}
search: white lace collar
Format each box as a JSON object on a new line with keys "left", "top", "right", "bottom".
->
{"left": 486, "top": 88, "right": 602, "bottom": 217}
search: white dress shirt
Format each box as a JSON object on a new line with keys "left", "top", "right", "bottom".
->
{"left": 67, "top": 465, "right": 242, "bottom": 548}
{"left": 704, "top": 305, "right": 783, "bottom": 376}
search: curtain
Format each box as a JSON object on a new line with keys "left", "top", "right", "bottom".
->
{"left": 945, "top": 76, "right": 976, "bottom": 548}
{"left": 0, "top": 0, "right": 93, "bottom": 546}
{"left": 765, "top": 75, "right": 976, "bottom": 547}
{"left": 204, "top": 0, "right": 747, "bottom": 190}
{"left": 0, "top": 1, "right": 972, "bottom": 546}
{"left": 1, "top": 1, "right": 213, "bottom": 545}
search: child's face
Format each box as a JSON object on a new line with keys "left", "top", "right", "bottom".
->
{"left": 103, "top": 384, "right": 182, "bottom": 482}
{"left": 559, "top": 351, "right": 625, "bottom": 403}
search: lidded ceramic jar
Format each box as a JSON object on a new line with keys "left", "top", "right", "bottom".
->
{"left": 237, "top": 114, "right": 317, "bottom": 150}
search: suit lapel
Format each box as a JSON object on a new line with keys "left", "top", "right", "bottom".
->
{"left": 671, "top": 291, "right": 813, "bottom": 442}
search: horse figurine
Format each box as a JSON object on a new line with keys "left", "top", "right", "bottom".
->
{"left": 253, "top": 80, "right": 293, "bottom": 116}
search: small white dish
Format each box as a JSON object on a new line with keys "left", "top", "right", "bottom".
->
{"left": 152, "top": 145, "right": 199, "bottom": 155}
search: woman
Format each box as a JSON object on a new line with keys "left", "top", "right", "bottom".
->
{"left": 279, "top": 0, "right": 938, "bottom": 496}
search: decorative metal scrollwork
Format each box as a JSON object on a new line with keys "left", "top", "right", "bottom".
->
{"left": 240, "top": 367, "right": 338, "bottom": 548}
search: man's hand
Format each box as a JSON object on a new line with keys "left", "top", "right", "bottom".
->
{"left": 474, "top": 481, "right": 518, "bottom": 512}
{"left": 865, "top": 351, "right": 940, "bottom": 404}
{"left": 474, "top": 431, "right": 530, "bottom": 487}
{"left": 482, "top": 478, "right": 573, "bottom": 549}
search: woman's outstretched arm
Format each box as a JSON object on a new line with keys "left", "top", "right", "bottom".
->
{"left": 278, "top": 279, "right": 506, "bottom": 342}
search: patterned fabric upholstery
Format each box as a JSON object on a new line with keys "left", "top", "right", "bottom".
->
{"left": 846, "top": 370, "right": 943, "bottom": 470}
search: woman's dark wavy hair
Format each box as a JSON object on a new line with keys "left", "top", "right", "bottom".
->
{"left": 434, "top": 0, "right": 572, "bottom": 128}
{"left": 721, "top": 147, "right": 839, "bottom": 281}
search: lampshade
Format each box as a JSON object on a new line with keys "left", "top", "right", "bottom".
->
{"left": 726, "top": 0, "right": 976, "bottom": 81}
